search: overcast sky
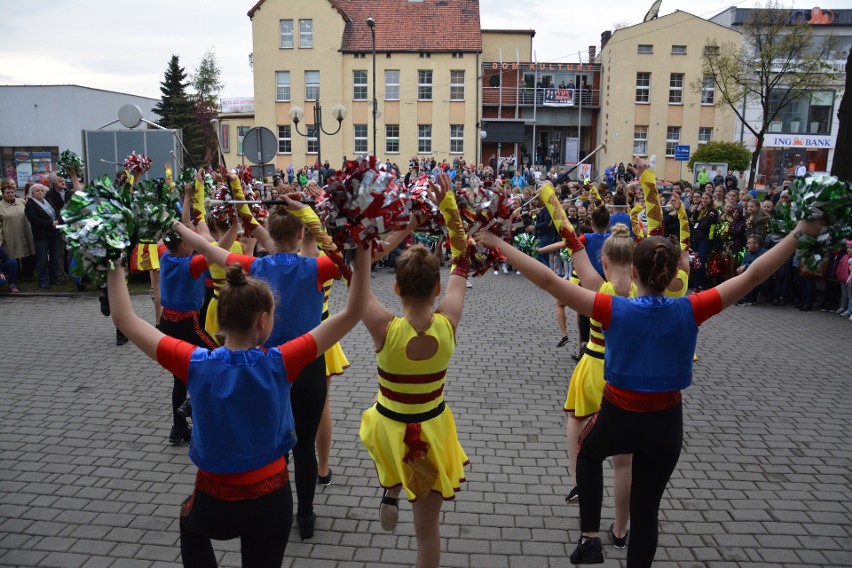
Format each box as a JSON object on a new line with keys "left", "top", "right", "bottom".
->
{"left": 0, "top": 0, "right": 812, "bottom": 102}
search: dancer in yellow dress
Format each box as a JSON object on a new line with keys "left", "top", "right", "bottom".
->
{"left": 360, "top": 174, "right": 468, "bottom": 568}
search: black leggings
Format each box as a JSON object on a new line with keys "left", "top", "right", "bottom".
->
{"left": 290, "top": 355, "right": 327, "bottom": 517}
{"left": 180, "top": 484, "right": 292, "bottom": 567}
{"left": 577, "top": 399, "right": 683, "bottom": 568}
{"left": 159, "top": 314, "right": 216, "bottom": 428}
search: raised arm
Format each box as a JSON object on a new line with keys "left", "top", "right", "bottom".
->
{"left": 434, "top": 174, "right": 467, "bottom": 327}
{"left": 714, "top": 220, "right": 822, "bottom": 309}
{"left": 107, "top": 263, "right": 165, "bottom": 360}
{"left": 173, "top": 222, "right": 230, "bottom": 268}
{"left": 308, "top": 246, "right": 370, "bottom": 354}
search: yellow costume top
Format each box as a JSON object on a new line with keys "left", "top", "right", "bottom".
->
{"left": 665, "top": 269, "right": 689, "bottom": 298}
{"left": 587, "top": 280, "right": 637, "bottom": 355}
{"left": 204, "top": 240, "right": 244, "bottom": 343}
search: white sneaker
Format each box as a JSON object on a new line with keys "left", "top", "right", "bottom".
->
{"left": 493, "top": 270, "right": 499, "bottom": 275}
{"left": 502, "top": 265, "right": 509, "bottom": 274}
{"left": 848, "top": 313, "right": 852, "bottom": 322}
{"left": 834, "top": 308, "right": 845, "bottom": 314}
{"left": 840, "top": 311, "right": 851, "bottom": 317}
{"left": 516, "top": 271, "right": 521, "bottom": 275}
{"left": 466, "top": 280, "right": 473, "bottom": 288}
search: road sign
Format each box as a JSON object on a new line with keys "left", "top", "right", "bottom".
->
{"left": 674, "top": 145, "right": 691, "bottom": 162}
{"left": 242, "top": 127, "right": 277, "bottom": 165}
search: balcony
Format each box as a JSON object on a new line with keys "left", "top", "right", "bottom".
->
{"left": 483, "top": 86, "right": 600, "bottom": 108}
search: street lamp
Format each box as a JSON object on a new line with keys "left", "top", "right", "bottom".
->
{"left": 290, "top": 103, "right": 347, "bottom": 181}
{"left": 366, "top": 17, "right": 377, "bottom": 158}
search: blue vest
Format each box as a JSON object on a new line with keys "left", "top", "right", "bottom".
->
{"left": 251, "top": 253, "right": 323, "bottom": 347}
{"left": 159, "top": 253, "right": 204, "bottom": 312}
{"left": 603, "top": 295, "right": 698, "bottom": 392}
{"left": 187, "top": 347, "right": 297, "bottom": 473}
{"left": 583, "top": 232, "right": 610, "bottom": 276}
{"left": 609, "top": 212, "right": 633, "bottom": 237}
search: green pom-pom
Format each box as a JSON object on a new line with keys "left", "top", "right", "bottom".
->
{"left": 770, "top": 175, "right": 852, "bottom": 271}
{"left": 58, "top": 149, "right": 85, "bottom": 176}
{"left": 513, "top": 233, "right": 540, "bottom": 257}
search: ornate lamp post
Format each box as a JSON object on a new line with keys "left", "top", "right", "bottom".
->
{"left": 289, "top": 103, "right": 347, "bottom": 180}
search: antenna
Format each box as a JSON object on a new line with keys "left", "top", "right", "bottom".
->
{"left": 643, "top": 0, "right": 662, "bottom": 22}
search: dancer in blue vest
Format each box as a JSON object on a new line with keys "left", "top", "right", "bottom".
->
{"left": 106, "top": 234, "right": 370, "bottom": 566}
{"left": 177, "top": 189, "right": 342, "bottom": 541}
{"left": 475, "top": 216, "right": 822, "bottom": 567}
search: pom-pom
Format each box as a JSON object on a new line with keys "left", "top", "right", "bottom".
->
{"left": 209, "top": 184, "right": 237, "bottom": 223}
{"left": 560, "top": 247, "right": 571, "bottom": 262}
{"left": 177, "top": 168, "right": 197, "bottom": 185}
{"left": 123, "top": 152, "right": 153, "bottom": 176}
{"left": 58, "top": 150, "right": 85, "bottom": 176}
{"left": 512, "top": 233, "right": 540, "bottom": 257}
{"left": 688, "top": 248, "right": 701, "bottom": 271}
{"left": 59, "top": 175, "right": 179, "bottom": 286}
{"left": 770, "top": 175, "right": 852, "bottom": 271}
{"left": 406, "top": 174, "right": 444, "bottom": 234}
{"left": 453, "top": 184, "right": 514, "bottom": 276}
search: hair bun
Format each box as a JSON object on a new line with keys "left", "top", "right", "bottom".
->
{"left": 610, "top": 223, "right": 630, "bottom": 238}
{"left": 226, "top": 263, "right": 248, "bottom": 286}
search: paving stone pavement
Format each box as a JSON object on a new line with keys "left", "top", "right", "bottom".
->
{"left": 1, "top": 269, "right": 851, "bottom": 568}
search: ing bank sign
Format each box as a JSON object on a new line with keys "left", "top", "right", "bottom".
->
{"left": 767, "top": 134, "right": 835, "bottom": 149}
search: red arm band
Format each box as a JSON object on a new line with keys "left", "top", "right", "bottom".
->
{"left": 592, "top": 292, "right": 613, "bottom": 329}
{"left": 158, "top": 243, "right": 167, "bottom": 258}
{"left": 156, "top": 336, "right": 197, "bottom": 384}
{"left": 226, "top": 253, "right": 256, "bottom": 273}
{"left": 279, "top": 334, "right": 319, "bottom": 383}
{"left": 189, "top": 255, "right": 209, "bottom": 279}
{"left": 579, "top": 234, "right": 587, "bottom": 246}
{"left": 689, "top": 288, "right": 722, "bottom": 326}
{"left": 316, "top": 256, "right": 341, "bottom": 289}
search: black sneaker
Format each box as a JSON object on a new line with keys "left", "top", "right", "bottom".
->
{"left": 168, "top": 425, "right": 191, "bottom": 445}
{"left": 569, "top": 536, "right": 604, "bottom": 564}
{"left": 317, "top": 469, "right": 332, "bottom": 487}
{"left": 610, "top": 522, "right": 628, "bottom": 549}
{"left": 176, "top": 398, "right": 192, "bottom": 418}
{"left": 297, "top": 512, "right": 316, "bottom": 540}
{"left": 116, "top": 329, "right": 129, "bottom": 346}
{"left": 566, "top": 486, "right": 579, "bottom": 502}
{"left": 557, "top": 336, "right": 570, "bottom": 348}
{"left": 99, "top": 292, "right": 110, "bottom": 317}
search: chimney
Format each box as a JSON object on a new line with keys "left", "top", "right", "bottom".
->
{"left": 601, "top": 30, "right": 612, "bottom": 50}
{"left": 588, "top": 45, "right": 596, "bottom": 61}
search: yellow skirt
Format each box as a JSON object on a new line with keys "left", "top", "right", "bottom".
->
{"left": 132, "top": 243, "right": 160, "bottom": 272}
{"left": 563, "top": 353, "right": 605, "bottom": 418}
{"left": 359, "top": 403, "right": 469, "bottom": 501}
{"left": 325, "top": 341, "right": 349, "bottom": 377}
{"left": 204, "top": 297, "right": 222, "bottom": 346}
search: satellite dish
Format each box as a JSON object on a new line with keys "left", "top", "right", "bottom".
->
{"left": 643, "top": 0, "right": 662, "bottom": 22}
{"left": 118, "top": 104, "right": 143, "bottom": 128}
{"left": 242, "top": 127, "right": 278, "bottom": 165}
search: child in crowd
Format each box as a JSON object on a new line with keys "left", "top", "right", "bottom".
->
{"left": 735, "top": 235, "right": 767, "bottom": 306}
{"left": 106, "top": 236, "right": 370, "bottom": 566}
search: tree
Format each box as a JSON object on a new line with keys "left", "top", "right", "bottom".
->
{"left": 687, "top": 141, "right": 752, "bottom": 172}
{"left": 698, "top": 1, "right": 838, "bottom": 190}
{"left": 190, "top": 49, "right": 225, "bottom": 167}
{"left": 830, "top": 49, "right": 851, "bottom": 180}
{"left": 153, "top": 55, "right": 203, "bottom": 167}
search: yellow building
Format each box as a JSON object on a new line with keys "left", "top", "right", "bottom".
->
{"left": 248, "top": 0, "right": 483, "bottom": 172}
{"left": 597, "top": 11, "right": 741, "bottom": 181}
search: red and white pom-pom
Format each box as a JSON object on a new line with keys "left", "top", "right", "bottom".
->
{"left": 234, "top": 165, "right": 254, "bottom": 186}
{"left": 454, "top": 184, "right": 514, "bottom": 277}
{"left": 209, "top": 184, "right": 237, "bottom": 223}
{"left": 317, "top": 157, "right": 410, "bottom": 251}
{"left": 123, "top": 152, "right": 153, "bottom": 177}
{"left": 406, "top": 174, "right": 444, "bottom": 234}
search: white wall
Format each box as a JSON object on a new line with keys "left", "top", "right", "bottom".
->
{"left": 0, "top": 85, "right": 160, "bottom": 155}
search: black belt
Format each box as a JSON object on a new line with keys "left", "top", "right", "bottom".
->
{"left": 583, "top": 347, "right": 604, "bottom": 360}
{"left": 375, "top": 401, "right": 445, "bottom": 423}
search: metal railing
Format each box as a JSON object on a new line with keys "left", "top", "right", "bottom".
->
{"left": 482, "top": 87, "right": 600, "bottom": 107}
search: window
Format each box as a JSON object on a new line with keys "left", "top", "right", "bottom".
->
{"left": 671, "top": 45, "right": 687, "bottom": 55}
{"left": 633, "top": 126, "right": 648, "bottom": 156}
{"left": 450, "top": 125, "right": 464, "bottom": 154}
{"left": 386, "top": 125, "right": 399, "bottom": 154}
{"left": 299, "top": 19, "right": 313, "bottom": 48}
{"left": 698, "top": 127, "right": 712, "bottom": 145}
{"left": 665, "top": 127, "right": 681, "bottom": 157}
{"left": 237, "top": 125, "right": 250, "bottom": 156}
{"left": 353, "top": 70, "right": 367, "bottom": 100}
{"left": 418, "top": 124, "right": 432, "bottom": 153}
{"left": 701, "top": 75, "right": 715, "bottom": 104}
{"left": 275, "top": 71, "right": 290, "bottom": 101}
{"left": 635, "top": 72, "right": 650, "bottom": 103}
{"left": 277, "top": 125, "right": 292, "bottom": 154}
{"left": 279, "top": 20, "right": 294, "bottom": 49}
{"left": 418, "top": 70, "right": 433, "bottom": 101}
{"left": 769, "top": 89, "right": 835, "bottom": 134}
{"left": 385, "top": 70, "right": 400, "bottom": 100}
{"left": 306, "top": 124, "right": 318, "bottom": 154}
{"left": 637, "top": 44, "right": 653, "bottom": 54}
{"left": 704, "top": 45, "right": 720, "bottom": 56}
{"left": 305, "top": 71, "right": 319, "bottom": 101}
{"left": 450, "top": 70, "right": 465, "bottom": 101}
{"left": 669, "top": 73, "right": 684, "bottom": 104}
{"left": 354, "top": 124, "right": 368, "bottom": 154}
